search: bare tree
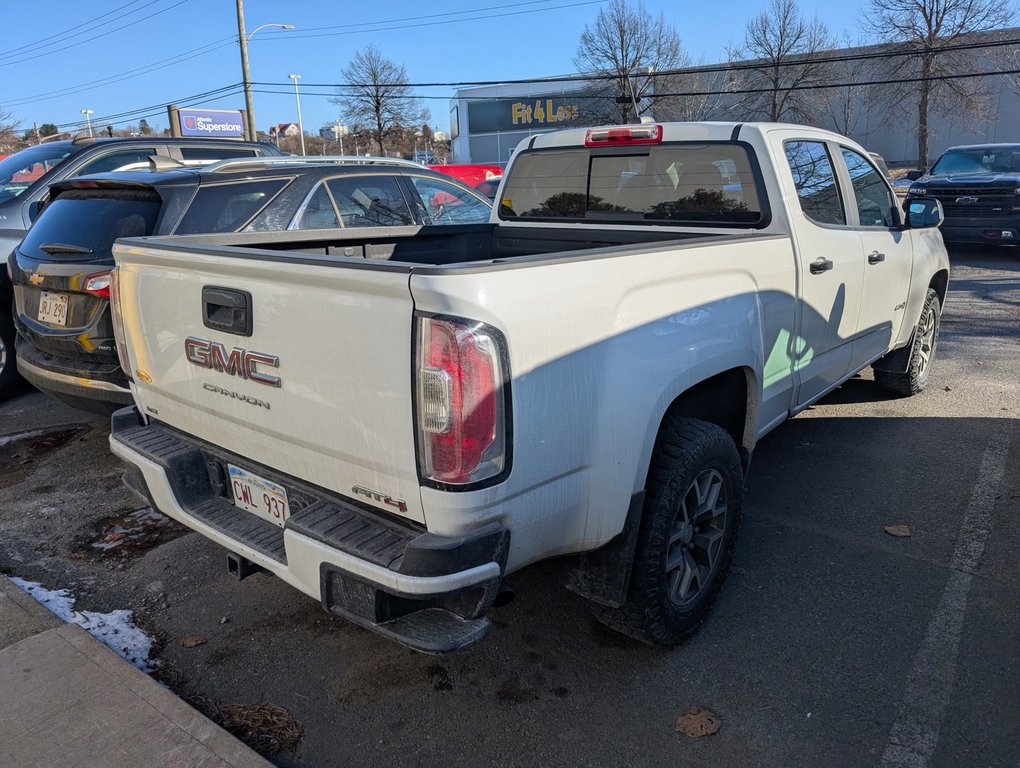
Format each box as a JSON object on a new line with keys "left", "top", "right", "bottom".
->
{"left": 574, "top": 0, "right": 688, "bottom": 123}
{"left": 0, "top": 106, "right": 21, "bottom": 153}
{"left": 818, "top": 34, "right": 891, "bottom": 136}
{"left": 737, "top": 0, "right": 833, "bottom": 123}
{"left": 867, "top": 0, "right": 1015, "bottom": 167}
{"left": 331, "top": 46, "right": 428, "bottom": 156}
{"left": 655, "top": 58, "right": 743, "bottom": 122}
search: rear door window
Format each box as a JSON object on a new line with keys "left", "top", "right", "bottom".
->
{"left": 19, "top": 189, "right": 161, "bottom": 260}
{"left": 293, "top": 184, "right": 341, "bottom": 230}
{"left": 67, "top": 148, "right": 160, "bottom": 176}
{"left": 174, "top": 179, "right": 289, "bottom": 234}
{"left": 324, "top": 176, "right": 414, "bottom": 227}
{"left": 406, "top": 175, "right": 491, "bottom": 224}
{"left": 783, "top": 141, "right": 846, "bottom": 225}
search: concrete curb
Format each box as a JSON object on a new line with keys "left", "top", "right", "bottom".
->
{"left": 0, "top": 576, "right": 275, "bottom": 768}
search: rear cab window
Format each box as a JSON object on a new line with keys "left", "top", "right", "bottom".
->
{"left": 499, "top": 143, "right": 766, "bottom": 226}
{"left": 19, "top": 188, "right": 161, "bottom": 260}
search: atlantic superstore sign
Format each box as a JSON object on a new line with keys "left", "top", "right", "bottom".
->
{"left": 172, "top": 108, "right": 246, "bottom": 138}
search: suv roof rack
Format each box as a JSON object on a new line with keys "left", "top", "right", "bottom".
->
{"left": 203, "top": 155, "right": 426, "bottom": 174}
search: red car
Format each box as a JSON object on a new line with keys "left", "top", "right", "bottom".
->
{"left": 428, "top": 164, "right": 503, "bottom": 189}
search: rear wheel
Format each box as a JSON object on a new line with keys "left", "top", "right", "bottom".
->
{"left": 875, "top": 288, "right": 941, "bottom": 396}
{"left": 589, "top": 417, "right": 742, "bottom": 645}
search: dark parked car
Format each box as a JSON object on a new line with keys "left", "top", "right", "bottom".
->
{"left": 8, "top": 156, "right": 492, "bottom": 413}
{"left": 0, "top": 136, "right": 282, "bottom": 398}
{"left": 905, "top": 143, "right": 1020, "bottom": 246}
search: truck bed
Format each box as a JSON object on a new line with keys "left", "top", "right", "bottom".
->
{"left": 123, "top": 223, "right": 747, "bottom": 269}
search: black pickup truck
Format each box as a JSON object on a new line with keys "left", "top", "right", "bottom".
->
{"left": 906, "top": 143, "right": 1020, "bottom": 248}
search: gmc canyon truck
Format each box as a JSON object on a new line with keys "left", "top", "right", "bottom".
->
{"left": 108, "top": 122, "right": 950, "bottom": 653}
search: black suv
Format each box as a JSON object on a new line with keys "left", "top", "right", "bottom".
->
{"left": 0, "top": 136, "right": 281, "bottom": 397}
{"left": 905, "top": 143, "right": 1020, "bottom": 247}
{"left": 8, "top": 156, "right": 492, "bottom": 413}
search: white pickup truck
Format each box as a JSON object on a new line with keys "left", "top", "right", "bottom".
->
{"left": 108, "top": 123, "right": 949, "bottom": 653}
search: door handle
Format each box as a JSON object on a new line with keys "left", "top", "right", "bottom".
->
{"left": 809, "top": 258, "right": 834, "bottom": 274}
{"left": 868, "top": 251, "right": 886, "bottom": 264}
{"left": 202, "top": 286, "right": 252, "bottom": 336}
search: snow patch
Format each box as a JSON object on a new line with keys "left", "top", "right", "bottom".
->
{"left": 10, "top": 577, "right": 157, "bottom": 673}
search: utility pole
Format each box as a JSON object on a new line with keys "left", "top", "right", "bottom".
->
{"left": 235, "top": 0, "right": 256, "bottom": 141}
{"left": 289, "top": 74, "right": 305, "bottom": 155}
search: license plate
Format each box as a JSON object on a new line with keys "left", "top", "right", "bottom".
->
{"left": 37, "top": 291, "right": 69, "bottom": 326}
{"left": 227, "top": 464, "right": 289, "bottom": 527}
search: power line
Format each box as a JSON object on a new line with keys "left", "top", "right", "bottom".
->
{"left": 0, "top": 0, "right": 193, "bottom": 69}
{"left": 254, "top": 34, "right": 1020, "bottom": 92}
{"left": 53, "top": 83, "right": 243, "bottom": 130}
{"left": 254, "top": 0, "right": 608, "bottom": 42}
{"left": 2, "top": 37, "right": 236, "bottom": 108}
{"left": 0, "top": 0, "right": 150, "bottom": 59}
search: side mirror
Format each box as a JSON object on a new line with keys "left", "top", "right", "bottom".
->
{"left": 905, "top": 197, "right": 943, "bottom": 229}
{"left": 905, "top": 170, "right": 924, "bottom": 181}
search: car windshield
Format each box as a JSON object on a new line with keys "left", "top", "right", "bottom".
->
{"left": 0, "top": 145, "right": 73, "bottom": 203}
{"left": 929, "top": 147, "right": 1020, "bottom": 175}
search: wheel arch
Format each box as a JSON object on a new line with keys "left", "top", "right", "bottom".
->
{"left": 929, "top": 268, "right": 949, "bottom": 306}
{"left": 652, "top": 366, "right": 757, "bottom": 476}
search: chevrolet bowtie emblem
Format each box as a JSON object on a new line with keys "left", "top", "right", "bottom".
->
{"left": 28, "top": 273, "right": 44, "bottom": 286}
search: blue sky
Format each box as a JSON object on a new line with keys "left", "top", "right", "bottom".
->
{"left": 2, "top": 0, "right": 868, "bottom": 137}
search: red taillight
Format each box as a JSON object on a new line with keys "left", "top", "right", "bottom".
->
{"left": 109, "top": 268, "right": 132, "bottom": 381}
{"left": 416, "top": 315, "right": 508, "bottom": 486}
{"left": 83, "top": 271, "right": 112, "bottom": 298}
{"left": 584, "top": 125, "right": 663, "bottom": 147}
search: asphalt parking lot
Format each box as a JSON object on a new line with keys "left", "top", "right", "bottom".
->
{"left": 1, "top": 246, "right": 1017, "bottom": 768}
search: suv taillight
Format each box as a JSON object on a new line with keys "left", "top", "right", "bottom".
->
{"left": 109, "top": 268, "right": 133, "bottom": 381}
{"left": 83, "top": 270, "right": 112, "bottom": 298}
{"left": 416, "top": 314, "right": 509, "bottom": 486}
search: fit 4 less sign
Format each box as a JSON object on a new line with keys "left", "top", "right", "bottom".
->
{"left": 468, "top": 95, "right": 591, "bottom": 133}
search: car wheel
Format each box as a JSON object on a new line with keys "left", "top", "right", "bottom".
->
{"left": 0, "top": 309, "right": 22, "bottom": 400}
{"left": 589, "top": 417, "right": 743, "bottom": 645}
{"left": 875, "top": 288, "right": 941, "bottom": 396}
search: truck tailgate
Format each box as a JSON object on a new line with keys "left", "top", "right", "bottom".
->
{"left": 112, "top": 242, "right": 425, "bottom": 524}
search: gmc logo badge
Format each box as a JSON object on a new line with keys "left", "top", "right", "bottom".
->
{"left": 184, "top": 337, "right": 281, "bottom": 387}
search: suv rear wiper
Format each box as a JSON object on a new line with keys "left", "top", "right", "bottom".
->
{"left": 38, "top": 242, "right": 93, "bottom": 255}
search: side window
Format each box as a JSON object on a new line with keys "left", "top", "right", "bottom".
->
{"left": 324, "top": 176, "right": 413, "bottom": 227}
{"left": 69, "top": 148, "right": 159, "bottom": 176}
{"left": 293, "top": 184, "right": 340, "bottom": 230}
{"left": 841, "top": 148, "right": 896, "bottom": 228}
{"left": 179, "top": 147, "right": 259, "bottom": 162}
{"left": 174, "top": 179, "right": 289, "bottom": 234}
{"left": 408, "top": 176, "right": 491, "bottom": 224}
{"left": 783, "top": 141, "right": 845, "bottom": 226}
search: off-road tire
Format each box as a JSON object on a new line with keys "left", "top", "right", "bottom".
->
{"left": 590, "top": 417, "right": 743, "bottom": 646}
{"left": 0, "top": 308, "right": 22, "bottom": 400}
{"left": 875, "top": 288, "right": 941, "bottom": 396}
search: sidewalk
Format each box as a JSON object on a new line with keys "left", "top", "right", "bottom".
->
{"left": 0, "top": 576, "right": 274, "bottom": 768}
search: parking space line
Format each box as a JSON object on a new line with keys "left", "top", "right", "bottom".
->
{"left": 879, "top": 425, "right": 1012, "bottom": 767}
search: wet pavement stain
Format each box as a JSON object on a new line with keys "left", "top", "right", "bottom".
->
{"left": 0, "top": 425, "right": 90, "bottom": 486}
{"left": 82, "top": 507, "right": 189, "bottom": 560}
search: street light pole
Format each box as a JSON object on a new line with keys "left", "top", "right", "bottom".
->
{"left": 235, "top": 0, "right": 293, "bottom": 141}
{"left": 80, "top": 109, "right": 94, "bottom": 138}
{"left": 288, "top": 74, "right": 305, "bottom": 156}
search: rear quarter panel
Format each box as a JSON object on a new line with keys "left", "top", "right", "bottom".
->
{"left": 411, "top": 235, "right": 797, "bottom": 572}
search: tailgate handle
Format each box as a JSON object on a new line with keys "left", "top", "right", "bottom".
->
{"left": 202, "top": 286, "right": 252, "bottom": 337}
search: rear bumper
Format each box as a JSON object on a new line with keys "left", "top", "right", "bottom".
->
{"left": 16, "top": 337, "right": 131, "bottom": 406}
{"left": 109, "top": 408, "right": 509, "bottom": 653}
